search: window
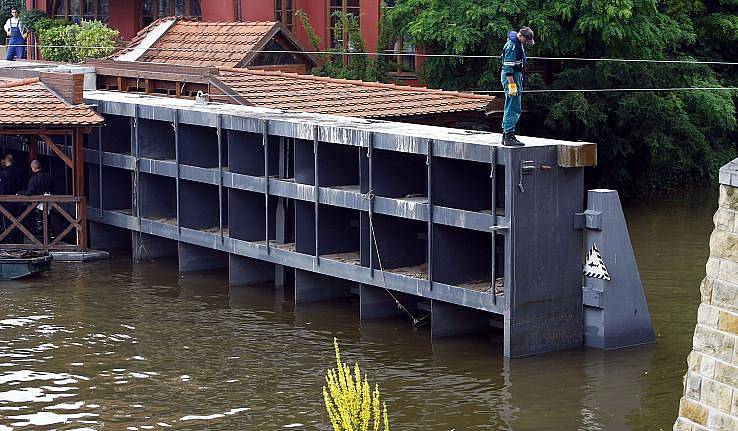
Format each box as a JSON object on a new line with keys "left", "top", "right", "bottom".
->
{"left": 52, "top": 0, "right": 109, "bottom": 23}
{"left": 388, "top": 37, "right": 416, "bottom": 73}
{"left": 328, "top": 0, "right": 360, "bottom": 49}
{"left": 141, "top": 0, "right": 202, "bottom": 27}
{"left": 275, "top": 0, "right": 294, "bottom": 33}
{"left": 382, "top": 1, "right": 416, "bottom": 74}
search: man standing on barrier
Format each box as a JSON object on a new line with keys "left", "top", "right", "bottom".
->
{"left": 500, "top": 26, "right": 535, "bottom": 147}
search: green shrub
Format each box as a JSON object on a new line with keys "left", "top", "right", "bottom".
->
{"left": 39, "top": 22, "right": 78, "bottom": 61}
{"left": 37, "top": 19, "right": 118, "bottom": 62}
{"left": 75, "top": 20, "right": 118, "bottom": 59}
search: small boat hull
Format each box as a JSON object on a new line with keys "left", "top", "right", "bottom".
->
{"left": 0, "top": 255, "right": 53, "bottom": 280}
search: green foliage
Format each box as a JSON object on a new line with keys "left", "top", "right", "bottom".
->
{"left": 38, "top": 19, "right": 119, "bottom": 63}
{"left": 38, "top": 22, "right": 78, "bottom": 62}
{"left": 384, "top": 0, "right": 738, "bottom": 193}
{"left": 34, "top": 16, "right": 67, "bottom": 34}
{"left": 75, "top": 20, "right": 119, "bottom": 59}
{"left": 19, "top": 9, "right": 48, "bottom": 33}
{"left": 0, "top": 0, "right": 26, "bottom": 17}
{"left": 296, "top": 9, "right": 387, "bottom": 83}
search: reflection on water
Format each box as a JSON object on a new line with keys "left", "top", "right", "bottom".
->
{"left": 0, "top": 190, "right": 716, "bottom": 430}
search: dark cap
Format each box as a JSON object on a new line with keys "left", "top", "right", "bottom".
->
{"left": 520, "top": 27, "right": 535, "bottom": 45}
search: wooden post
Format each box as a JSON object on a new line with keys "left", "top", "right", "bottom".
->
{"left": 73, "top": 129, "right": 84, "bottom": 197}
{"left": 79, "top": 197, "right": 88, "bottom": 251}
{"left": 73, "top": 129, "right": 87, "bottom": 251}
{"left": 28, "top": 136, "right": 38, "bottom": 168}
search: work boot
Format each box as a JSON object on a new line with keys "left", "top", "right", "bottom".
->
{"left": 502, "top": 131, "right": 524, "bottom": 147}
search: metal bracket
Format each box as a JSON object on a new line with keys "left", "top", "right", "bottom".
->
{"left": 574, "top": 210, "right": 602, "bottom": 230}
{"left": 518, "top": 160, "right": 536, "bottom": 192}
{"left": 582, "top": 287, "right": 603, "bottom": 308}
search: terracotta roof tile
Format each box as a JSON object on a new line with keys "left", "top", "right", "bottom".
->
{"left": 115, "top": 19, "right": 281, "bottom": 68}
{"left": 216, "top": 68, "right": 498, "bottom": 119}
{"left": 0, "top": 78, "right": 104, "bottom": 127}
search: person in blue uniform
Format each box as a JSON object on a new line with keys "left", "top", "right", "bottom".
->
{"left": 4, "top": 8, "right": 27, "bottom": 61}
{"left": 500, "top": 26, "right": 535, "bottom": 147}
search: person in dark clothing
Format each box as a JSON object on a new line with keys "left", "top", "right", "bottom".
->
{"left": 1, "top": 154, "right": 24, "bottom": 195}
{"left": 23, "top": 160, "right": 54, "bottom": 196}
{"left": 23, "top": 160, "right": 55, "bottom": 241}
{"left": 0, "top": 154, "right": 25, "bottom": 243}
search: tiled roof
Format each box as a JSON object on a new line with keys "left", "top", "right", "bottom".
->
{"left": 115, "top": 18, "right": 283, "bottom": 68}
{"left": 215, "top": 68, "right": 498, "bottom": 118}
{"left": 0, "top": 78, "right": 104, "bottom": 127}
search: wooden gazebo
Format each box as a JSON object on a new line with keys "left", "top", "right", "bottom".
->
{"left": 0, "top": 73, "right": 104, "bottom": 251}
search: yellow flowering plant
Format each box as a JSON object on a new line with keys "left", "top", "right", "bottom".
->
{"left": 323, "top": 338, "right": 390, "bottom": 431}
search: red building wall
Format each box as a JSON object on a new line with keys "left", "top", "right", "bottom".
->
{"left": 107, "top": 1, "right": 137, "bottom": 41}
{"left": 242, "top": 0, "right": 273, "bottom": 22}
{"left": 202, "top": 0, "right": 237, "bottom": 21}
{"left": 293, "top": 0, "right": 327, "bottom": 50}
{"left": 26, "top": 0, "right": 380, "bottom": 48}
{"left": 359, "top": 0, "right": 379, "bottom": 52}
{"left": 25, "top": 0, "right": 388, "bottom": 68}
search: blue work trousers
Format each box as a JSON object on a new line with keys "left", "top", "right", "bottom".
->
{"left": 6, "top": 27, "right": 26, "bottom": 61}
{"left": 501, "top": 71, "right": 523, "bottom": 133}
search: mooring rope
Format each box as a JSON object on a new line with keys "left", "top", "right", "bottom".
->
{"left": 132, "top": 149, "right": 149, "bottom": 261}
{"left": 364, "top": 191, "right": 430, "bottom": 326}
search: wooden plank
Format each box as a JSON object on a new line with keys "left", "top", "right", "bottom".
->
{"left": 39, "top": 134, "right": 73, "bottom": 168}
{"left": 85, "top": 59, "right": 217, "bottom": 77}
{"left": 557, "top": 143, "right": 597, "bottom": 168}
{"left": 0, "top": 129, "right": 75, "bottom": 135}
{"left": 96, "top": 70, "right": 212, "bottom": 84}
{"left": 42, "top": 203, "right": 49, "bottom": 249}
{"left": 0, "top": 203, "right": 41, "bottom": 245}
{"left": 50, "top": 202, "right": 80, "bottom": 226}
{"left": 0, "top": 195, "right": 81, "bottom": 203}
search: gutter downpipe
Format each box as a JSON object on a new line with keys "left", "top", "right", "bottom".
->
{"left": 236, "top": 0, "right": 243, "bottom": 21}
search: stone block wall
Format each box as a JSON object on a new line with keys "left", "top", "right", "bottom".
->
{"left": 674, "top": 160, "right": 738, "bottom": 431}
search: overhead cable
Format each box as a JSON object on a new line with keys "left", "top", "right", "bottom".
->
{"left": 11, "top": 43, "right": 738, "bottom": 66}
{"left": 473, "top": 87, "right": 738, "bottom": 94}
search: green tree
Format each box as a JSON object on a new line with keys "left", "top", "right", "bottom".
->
{"left": 19, "top": 9, "right": 49, "bottom": 33}
{"left": 384, "top": 0, "right": 738, "bottom": 193}
{"left": 296, "top": 9, "right": 387, "bottom": 82}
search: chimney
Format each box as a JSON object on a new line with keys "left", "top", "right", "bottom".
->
{"left": 39, "top": 71, "right": 85, "bottom": 105}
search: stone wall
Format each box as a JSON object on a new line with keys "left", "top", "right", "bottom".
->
{"left": 674, "top": 160, "right": 738, "bottom": 431}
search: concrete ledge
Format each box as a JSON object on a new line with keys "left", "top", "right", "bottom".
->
{"left": 719, "top": 158, "right": 738, "bottom": 187}
{"left": 50, "top": 249, "right": 110, "bottom": 262}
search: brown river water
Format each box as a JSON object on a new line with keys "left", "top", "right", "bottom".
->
{"left": 0, "top": 189, "right": 717, "bottom": 430}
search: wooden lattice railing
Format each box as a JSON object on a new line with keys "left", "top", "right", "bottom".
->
{"left": 0, "top": 195, "right": 87, "bottom": 252}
